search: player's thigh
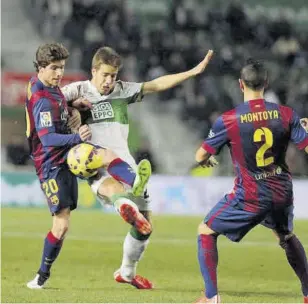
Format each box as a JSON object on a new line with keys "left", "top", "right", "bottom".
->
{"left": 100, "top": 177, "right": 125, "bottom": 198}
{"left": 41, "top": 167, "right": 78, "bottom": 215}
{"left": 89, "top": 170, "right": 125, "bottom": 202}
{"left": 89, "top": 170, "right": 151, "bottom": 209}
{"left": 205, "top": 195, "right": 268, "bottom": 242}
{"left": 261, "top": 204, "right": 294, "bottom": 236}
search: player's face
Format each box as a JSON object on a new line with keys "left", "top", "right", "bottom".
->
{"left": 39, "top": 60, "right": 65, "bottom": 87}
{"left": 91, "top": 64, "right": 118, "bottom": 95}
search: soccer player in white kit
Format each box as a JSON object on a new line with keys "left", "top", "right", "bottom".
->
{"left": 62, "top": 47, "right": 213, "bottom": 289}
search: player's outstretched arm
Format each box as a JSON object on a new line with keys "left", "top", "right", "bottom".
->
{"left": 142, "top": 50, "right": 213, "bottom": 95}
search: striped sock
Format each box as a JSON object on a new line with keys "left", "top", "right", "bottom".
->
{"left": 39, "top": 231, "right": 63, "bottom": 275}
{"left": 198, "top": 234, "right": 218, "bottom": 299}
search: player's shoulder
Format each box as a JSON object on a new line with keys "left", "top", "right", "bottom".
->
{"left": 29, "top": 76, "right": 44, "bottom": 93}
{"left": 276, "top": 103, "right": 293, "bottom": 113}
{"left": 116, "top": 80, "right": 142, "bottom": 95}
{"left": 61, "top": 80, "right": 94, "bottom": 102}
{"left": 62, "top": 80, "right": 91, "bottom": 93}
{"left": 27, "top": 76, "right": 51, "bottom": 103}
{"left": 116, "top": 80, "right": 140, "bottom": 87}
{"left": 220, "top": 107, "right": 238, "bottom": 121}
{"left": 275, "top": 103, "right": 295, "bottom": 122}
{"left": 215, "top": 106, "right": 243, "bottom": 128}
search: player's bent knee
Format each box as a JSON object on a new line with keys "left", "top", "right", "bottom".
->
{"left": 198, "top": 222, "right": 215, "bottom": 235}
{"left": 277, "top": 232, "right": 294, "bottom": 249}
{"left": 99, "top": 177, "right": 125, "bottom": 198}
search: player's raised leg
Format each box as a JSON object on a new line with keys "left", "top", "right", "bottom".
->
{"left": 97, "top": 148, "right": 152, "bottom": 197}
{"left": 69, "top": 144, "right": 151, "bottom": 198}
{"left": 114, "top": 210, "right": 153, "bottom": 289}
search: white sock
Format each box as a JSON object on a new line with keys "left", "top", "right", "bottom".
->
{"left": 120, "top": 232, "right": 149, "bottom": 281}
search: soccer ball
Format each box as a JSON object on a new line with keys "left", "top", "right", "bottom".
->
{"left": 67, "top": 143, "right": 102, "bottom": 178}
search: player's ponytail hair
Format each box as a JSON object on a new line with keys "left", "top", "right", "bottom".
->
{"left": 34, "top": 43, "right": 69, "bottom": 72}
{"left": 240, "top": 58, "right": 268, "bottom": 91}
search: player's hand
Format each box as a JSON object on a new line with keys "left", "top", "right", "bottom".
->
{"left": 207, "top": 156, "right": 219, "bottom": 167}
{"left": 79, "top": 124, "right": 92, "bottom": 141}
{"left": 300, "top": 118, "right": 308, "bottom": 133}
{"left": 200, "top": 156, "right": 219, "bottom": 168}
{"left": 189, "top": 50, "right": 214, "bottom": 76}
{"left": 72, "top": 97, "right": 92, "bottom": 111}
{"left": 68, "top": 109, "right": 81, "bottom": 133}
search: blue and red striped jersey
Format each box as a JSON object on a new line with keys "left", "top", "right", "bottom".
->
{"left": 202, "top": 99, "right": 308, "bottom": 212}
{"left": 25, "top": 76, "right": 80, "bottom": 180}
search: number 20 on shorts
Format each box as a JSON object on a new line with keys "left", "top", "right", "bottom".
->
{"left": 42, "top": 179, "right": 59, "bottom": 198}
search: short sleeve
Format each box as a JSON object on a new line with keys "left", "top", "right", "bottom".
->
{"left": 290, "top": 110, "right": 308, "bottom": 150}
{"left": 121, "top": 81, "right": 144, "bottom": 104}
{"left": 202, "top": 116, "right": 229, "bottom": 155}
{"left": 33, "top": 98, "right": 56, "bottom": 137}
{"left": 61, "top": 81, "right": 84, "bottom": 102}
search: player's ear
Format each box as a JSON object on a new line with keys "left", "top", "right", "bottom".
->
{"left": 38, "top": 66, "right": 45, "bottom": 74}
{"left": 91, "top": 68, "right": 96, "bottom": 78}
{"left": 239, "top": 79, "right": 244, "bottom": 92}
{"left": 264, "top": 79, "right": 269, "bottom": 89}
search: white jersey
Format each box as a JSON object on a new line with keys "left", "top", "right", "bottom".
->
{"left": 62, "top": 80, "right": 144, "bottom": 168}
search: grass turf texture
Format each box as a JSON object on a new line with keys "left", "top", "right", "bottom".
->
{"left": 2, "top": 208, "right": 307, "bottom": 303}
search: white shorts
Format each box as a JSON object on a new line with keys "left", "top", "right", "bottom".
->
{"left": 89, "top": 169, "right": 151, "bottom": 211}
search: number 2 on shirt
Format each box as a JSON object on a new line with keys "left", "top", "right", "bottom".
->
{"left": 253, "top": 127, "right": 274, "bottom": 167}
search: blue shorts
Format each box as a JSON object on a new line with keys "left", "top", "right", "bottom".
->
{"left": 40, "top": 166, "right": 78, "bottom": 215}
{"left": 205, "top": 194, "right": 294, "bottom": 242}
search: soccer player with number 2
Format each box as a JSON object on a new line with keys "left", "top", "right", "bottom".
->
{"left": 194, "top": 59, "right": 308, "bottom": 303}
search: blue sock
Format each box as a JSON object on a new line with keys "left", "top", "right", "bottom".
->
{"left": 39, "top": 231, "right": 63, "bottom": 275}
{"left": 107, "top": 158, "right": 136, "bottom": 187}
{"left": 284, "top": 235, "right": 308, "bottom": 296}
{"left": 198, "top": 234, "right": 218, "bottom": 299}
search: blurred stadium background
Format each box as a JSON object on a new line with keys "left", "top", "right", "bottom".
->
{"left": 1, "top": 0, "right": 308, "bottom": 302}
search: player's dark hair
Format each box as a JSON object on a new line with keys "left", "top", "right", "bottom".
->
{"left": 34, "top": 43, "right": 69, "bottom": 72}
{"left": 240, "top": 58, "right": 268, "bottom": 91}
{"left": 92, "top": 47, "right": 122, "bottom": 70}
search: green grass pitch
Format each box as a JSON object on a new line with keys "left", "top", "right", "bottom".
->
{"left": 2, "top": 207, "right": 307, "bottom": 303}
